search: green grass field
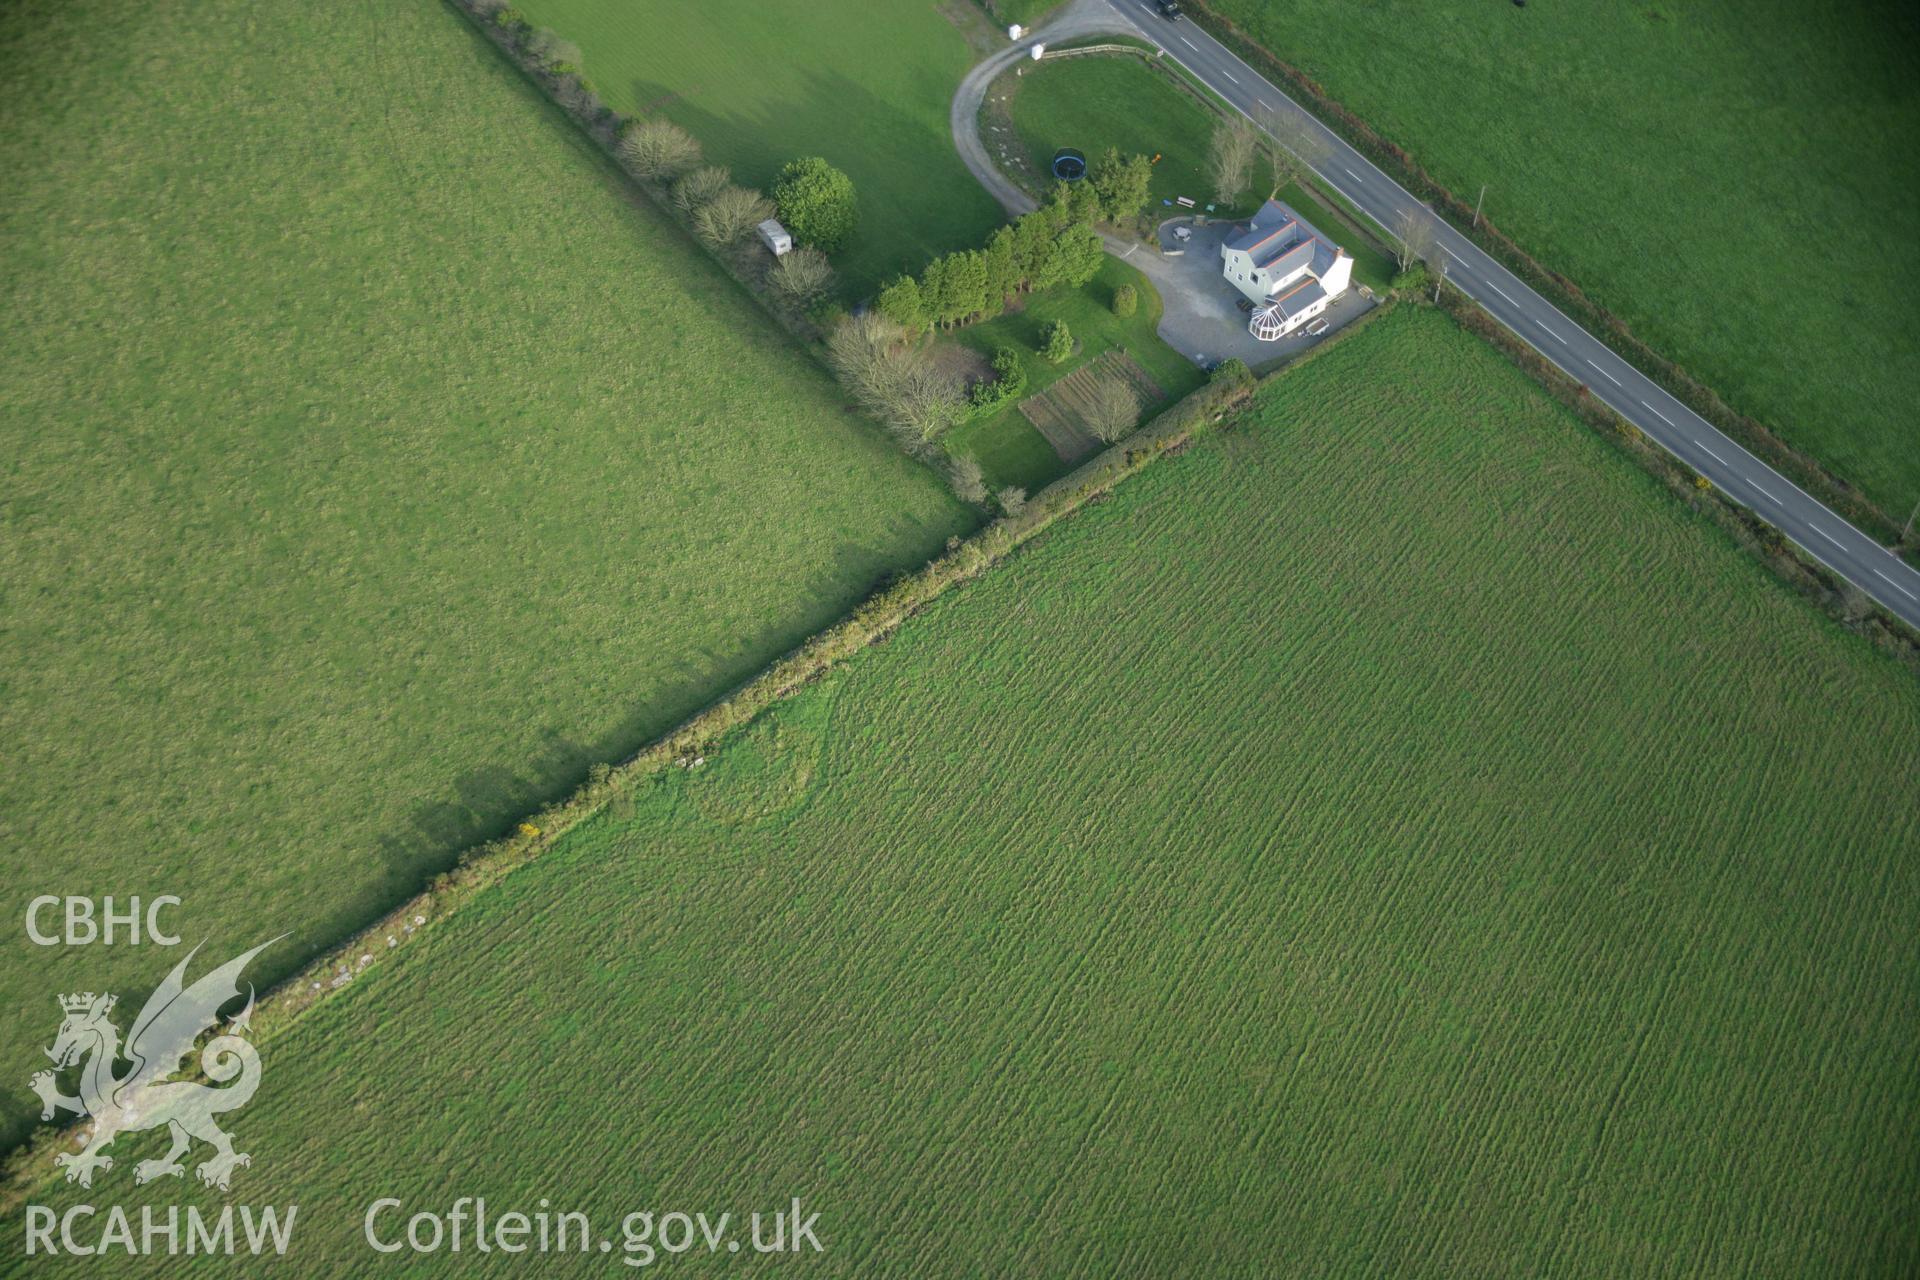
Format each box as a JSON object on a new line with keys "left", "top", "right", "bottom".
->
{"left": 946, "top": 257, "right": 1204, "bottom": 491}
{"left": 0, "top": 0, "right": 971, "bottom": 1151}
{"left": 1210, "top": 0, "right": 1920, "bottom": 519}
{"left": 505, "top": 0, "right": 1011, "bottom": 293}
{"left": 28, "top": 309, "right": 1919, "bottom": 1276}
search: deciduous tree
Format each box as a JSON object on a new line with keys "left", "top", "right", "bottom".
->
{"left": 692, "top": 186, "right": 775, "bottom": 249}
{"left": 1253, "top": 101, "right": 1330, "bottom": 195}
{"left": 1393, "top": 206, "right": 1439, "bottom": 274}
{"left": 1086, "top": 375, "right": 1140, "bottom": 443}
{"left": 768, "top": 246, "right": 834, "bottom": 306}
{"left": 526, "top": 28, "right": 582, "bottom": 73}
{"left": 772, "top": 157, "right": 858, "bottom": 255}
{"left": 619, "top": 117, "right": 702, "bottom": 180}
{"left": 948, "top": 455, "right": 989, "bottom": 504}
{"left": 671, "top": 165, "right": 731, "bottom": 217}
{"left": 1208, "top": 114, "right": 1257, "bottom": 205}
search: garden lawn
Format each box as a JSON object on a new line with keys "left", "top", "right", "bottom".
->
{"left": 1209, "top": 0, "right": 1920, "bottom": 517}
{"left": 1006, "top": 51, "right": 1265, "bottom": 215}
{"left": 25, "top": 308, "right": 1920, "bottom": 1277}
{"left": 946, "top": 258, "right": 1204, "bottom": 491}
{"left": 0, "top": 0, "right": 969, "bottom": 1151}
{"left": 1003, "top": 53, "right": 1394, "bottom": 290}
{"left": 505, "top": 0, "right": 1011, "bottom": 293}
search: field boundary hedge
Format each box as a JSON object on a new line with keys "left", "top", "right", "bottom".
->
{"left": 0, "top": 318, "right": 1292, "bottom": 1207}
{"left": 1176, "top": 0, "right": 1908, "bottom": 551}
{"left": 1429, "top": 286, "right": 1920, "bottom": 668}
{"left": 443, "top": 1, "right": 826, "bottom": 344}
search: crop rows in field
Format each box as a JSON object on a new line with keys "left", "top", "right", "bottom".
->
{"left": 1020, "top": 350, "right": 1165, "bottom": 460}
{"left": 26, "top": 308, "right": 1920, "bottom": 1277}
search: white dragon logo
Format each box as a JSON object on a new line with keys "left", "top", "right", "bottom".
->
{"left": 29, "top": 938, "right": 282, "bottom": 1192}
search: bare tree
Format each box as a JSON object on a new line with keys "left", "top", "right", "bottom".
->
{"left": 1085, "top": 376, "right": 1141, "bottom": 444}
{"left": 1208, "top": 114, "right": 1258, "bottom": 205}
{"left": 893, "top": 363, "right": 967, "bottom": 447}
{"left": 1430, "top": 248, "right": 1450, "bottom": 302}
{"left": 948, "top": 455, "right": 989, "bottom": 505}
{"left": 526, "top": 28, "right": 582, "bottom": 70}
{"left": 1393, "top": 206, "right": 1439, "bottom": 274}
{"left": 1252, "top": 102, "right": 1331, "bottom": 195}
{"left": 995, "top": 486, "right": 1028, "bottom": 517}
{"left": 824, "top": 313, "right": 957, "bottom": 455}
{"left": 692, "top": 186, "right": 775, "bottom": 249}
{"left": 671, "top": 165, "right": 731, "bottom": 217}
{"left": 619, "top": 118, "right": 702, "bottom": 180}
{"left": 826, "top": 312, "right": 909, "bottom": 409}
{"left": 768, "top": 246, "right": 834, "bottom": 306}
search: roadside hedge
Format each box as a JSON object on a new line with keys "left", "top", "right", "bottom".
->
{"left": 1177, "top": 0, "right": 1906, "bottom": 548}
{"left": 1432, "top": 286, "right": 1920, "bottom": 667}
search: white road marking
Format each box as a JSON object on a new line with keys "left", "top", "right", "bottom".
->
{"left": 1223, "top": 69, "right": 1239, "bottom": 83}
{"left": 1695, "top": 440, "right": 1727, "bottom": 466}
{"left": 1534, "top": 317, "right": 1567, "bottom": 343}
{"left": 1874, "top": 569, "right": 1919, "bottom": 601}
{"left": 1747, "top": 478, "right": 1782, "bottom": 504}
{"left": 1181, "top": 36, "right": 1198, "bottom": 50}
{"left": 1258, "top": 99, "right": 1274, "bottom": 111}
{"left": 1812, "top": 525, "right": 1848, "bottom": 550}
{"left": 1344, "top": 167, "right": 1362, "bottom": 181}
{"left": 1585, "top": 359, "right": 1622, "bottom": 387}
{"left": 1487, "top": 281, "right": 1516, "bottom": 304}
{"left": 1639, "top": 399, "right": 1675, "bottom": 427}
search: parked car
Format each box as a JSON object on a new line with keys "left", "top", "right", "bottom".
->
{"left": 1155, "top": 0, "right": 1184, "bottom": 20}
{"left": 1304, "top": 317, "right": 1330, "bottom": 337}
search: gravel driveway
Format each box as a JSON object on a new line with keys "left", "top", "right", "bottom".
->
{"left": 950, "top": 5, "right": 1371, "bottom": 374}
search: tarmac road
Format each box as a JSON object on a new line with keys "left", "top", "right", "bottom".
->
{"left": 967, "top": 0, "right": 1920, "bottom": 628}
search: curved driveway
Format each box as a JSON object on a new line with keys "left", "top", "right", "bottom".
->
{"left": 951, "top": 0, "right": 1920, "bottom": 629}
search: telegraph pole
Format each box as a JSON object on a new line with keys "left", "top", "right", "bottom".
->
{"left": 1473, "top": 183, "right": 1487, "bottom": 228}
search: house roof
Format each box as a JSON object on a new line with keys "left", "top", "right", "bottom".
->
{"left": 1259, "top": 238, "right": 1316, "bottom": 278}
{"left": 1224, "top": 213, "right": 1299, "bottom": 260}
{"left": 1270, "top": 278, "right": 1327, "bottom": 319}
{"left": 1223, "top": 198, "right": 1340, "bottom": 278}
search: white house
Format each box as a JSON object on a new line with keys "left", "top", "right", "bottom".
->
{"left": 1219, "top": 199, "right": 1353, "bottom": 340}
{"left": 757, "top": 218, "right": 792, "bottom": 257}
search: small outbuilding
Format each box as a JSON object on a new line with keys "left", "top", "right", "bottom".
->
{"left": 757, "top": 218, "right": 793, "bottom": 257}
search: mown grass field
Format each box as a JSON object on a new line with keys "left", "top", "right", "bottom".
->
{"left": 1210, "top": 0, "right": 1920, "bottom": 519}
{"left": 0, "top": 0, "right": 971, "bottom": 1150}
{"left": 505, "top": 0, "right": 1011, "bottom": 292}
{"left": 26, "top": 308, "right": 1920, "bottom": 1276}
{"left": 946, "top": 258, "right": 1203, "bottom": 491}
